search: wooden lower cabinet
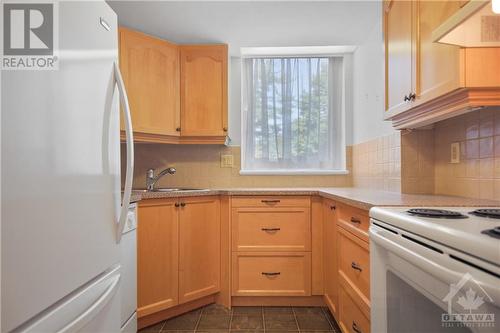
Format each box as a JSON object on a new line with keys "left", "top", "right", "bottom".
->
{"left": 137, "top": 200, "right": 179, "bottom": 317}
{"left": 232, "top": 252, "right": 311, "bottom": 296}
{"left": 323, "top": 199, "right": 339, "bottom": 317}
{"left": 138, "top": 196, "right": 220, "bottom": 321}
{"left": 179, "top": 197, "right": 221, "bottom": 303}
{"left": 339, "top": 284, "right": 371, "bottom": 333}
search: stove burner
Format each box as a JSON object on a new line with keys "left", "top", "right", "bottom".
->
{"left": 470, "top": 209, "right": 500, "bottom": 219}
{"left": 407, "top": 208, "right": 468, "bottom": 219}
{"left": 482, "top": 226, "right": 500, "bottom": 239}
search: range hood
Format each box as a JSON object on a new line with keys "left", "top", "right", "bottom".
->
{"left": 433, "top": 0, "right": 500, "bottom": 47}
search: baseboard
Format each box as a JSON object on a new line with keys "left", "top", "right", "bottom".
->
{"left": 231, "top": 296, "right": 325, "bottom": 307}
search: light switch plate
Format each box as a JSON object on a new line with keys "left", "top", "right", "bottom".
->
{"left": 450, "top": 142, "right": 460, "bottom": 164}
{"left": 220, "top": 154, "right": 234, "bottom": 168}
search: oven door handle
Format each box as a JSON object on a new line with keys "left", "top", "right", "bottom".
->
{"left": 370, "top": 226, "right": 500, "bottom": 303}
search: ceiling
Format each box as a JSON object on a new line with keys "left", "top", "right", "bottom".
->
{"left": 108, "top": 1, "right": 381, "bottom": 55}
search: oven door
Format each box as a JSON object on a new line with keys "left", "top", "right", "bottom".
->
{"left": 370, "top": 220, "right": 500, "bottom": 333}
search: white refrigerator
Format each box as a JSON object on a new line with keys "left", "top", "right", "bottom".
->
{"left": 1, "top": 1, "right": 135, "bottom": 332}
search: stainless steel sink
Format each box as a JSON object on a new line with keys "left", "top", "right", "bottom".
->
{"left": 139, "top": 188, "right": 209, "bottom": 192}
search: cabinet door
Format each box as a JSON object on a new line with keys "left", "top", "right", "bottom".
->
{"left": 137, "top": 200, "right": 179, "bottom": 317}
{"left": 416, "top": 1, "right": 462, "bottom": 104}
{"left": 384, "top": 0, "right": 414, "bottom": 115}
{"left": 323, "top": 199, "right": 339, "bottom": 317}
{"left": 120, "top": 28, "right": 180, "bottom": 136}
{"left": 180, "top": 45, "right": 228, "bottom": 137}
{"left": 178, "top": 197, "right": 221, "bottom": 303}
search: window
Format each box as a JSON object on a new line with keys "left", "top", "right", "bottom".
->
{"left": 241, "top": 55, "right": 346, "bottom": 175}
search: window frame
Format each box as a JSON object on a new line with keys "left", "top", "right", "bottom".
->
{"left": 240, "top": 51, "right": 350, "bottom": 176}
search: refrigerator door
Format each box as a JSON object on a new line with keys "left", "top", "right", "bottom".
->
{"left": 1, "top": 1, "right": 126, "bottom": 331}
{"left": 15, "top": 266, "right": 121, "bottom": 333}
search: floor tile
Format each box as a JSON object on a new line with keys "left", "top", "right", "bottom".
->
{"left": 197, "top": 315, "right": 231, "bottom": 330}
{"left": 202, "top": 304, "right": 231, "bottom": 315}
{"left": 264, "top": 314, "right": 298, "bottom": 331}
{"left": 263, "top": 307, "right": 293, "bottom": 315}
{"left": 162, "top": 313, "right": 200, "bottom": 331}
{"left": 292, "top": 307, "right": 324, "bottom": 315}
{"left": 139, "top": 321, "right": 165, "bottom": 332}
{"left": 295, "top": 314, "right": 332, "bottom": 331}
{"left": 231, "top": 315, "right": 264, "bottom": 330}
{"left": 232, "top": 306, "right": 262, "bottom": 315}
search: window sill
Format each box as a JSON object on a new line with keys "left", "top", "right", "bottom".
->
{"left": 239, "top": 169, "right": 350, "bottom": 176}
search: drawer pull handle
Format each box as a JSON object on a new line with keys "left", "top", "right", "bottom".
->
{"left": 261, "top": 227, "right": 281, "bottom": 232}
{"left": 330, "top": 205, "right": 336, "bottom": 210}
{"left": 350, "top": 217, "right": 361, "bottom": 224}
{"left": 261, "top": 199, "right": 281, "bottom": 204}
{"left": 351, "top": 262, "right": 363, "bottom": 272}
{"left": 352, "top": 321, "right": 362, "bottom": 333}
{"left": 261, "top": 272, "right": 281, "bottom": 276}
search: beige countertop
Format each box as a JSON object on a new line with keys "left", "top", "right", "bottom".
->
{"left": 131, "top": 187, "right": 500, "bottom": 210}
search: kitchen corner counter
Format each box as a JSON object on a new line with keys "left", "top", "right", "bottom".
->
{"left": 130, "top": 187, "right": 500, "bottom": 210}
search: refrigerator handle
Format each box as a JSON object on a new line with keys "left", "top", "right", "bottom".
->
{"left": 114, "top": 61, "right": 134, "bottom": 243}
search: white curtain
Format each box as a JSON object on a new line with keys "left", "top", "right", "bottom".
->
{"left": 241, "top": 56, "right": 345, "bottom": 172}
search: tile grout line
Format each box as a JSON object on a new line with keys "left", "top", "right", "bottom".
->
{"left": 193, "top": 306, "right": 204, "bottom": 332}
{"left": 291, "top": 307, "right": 301, "bottom": 333}
{"left": 228, "top": 305, "right": 234, "bottom": 332}
{"left": 261, "top": 306, "right": 266, "bottom": 333}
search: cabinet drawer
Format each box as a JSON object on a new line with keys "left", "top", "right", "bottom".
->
{"left": 232, "top": 207, "right": 311, "bottom": 252}
{"left": 339, "top": 285, "right": 370, "bottom": 333}
{"left": 231, "top": 196, "right": 310, "bottom": 208}
{"left": 338, "top": 227, "right": 370, "bottom": 303}
{"left": 232, "top": 252, "right": 311, "bottom": 296}
{"left": 337, "top": 203, "right": 369, "bottom": 241}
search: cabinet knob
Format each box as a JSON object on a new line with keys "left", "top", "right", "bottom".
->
{"left": 175, "top": 203, "right": 180, "bottom": 207}
{"left": 330, "top": 205, "right": 336, "bottom": 210}
{"left": 408, "top": 92, "right": 416, "bottom": 101}
{"left": 180, "top": 202, "right": 186, "bottom": 207}
{"left": 223, "top": 127, "right": 228, "bottom": 132}
{"left": 176, "top": 127, "right": 181, "bottom": 132}
{"left": 404, "top": 95, "right": 409, "bottom": 102}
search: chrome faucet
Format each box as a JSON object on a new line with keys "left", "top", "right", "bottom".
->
{"left": 146, "top": 167, "right": 176, "bottom": 191}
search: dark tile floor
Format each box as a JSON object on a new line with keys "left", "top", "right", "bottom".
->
{"left": 139, "top": 304, "right": 341, "bottom": 333}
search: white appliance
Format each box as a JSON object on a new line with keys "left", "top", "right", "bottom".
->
{"left": 1, "top": 1, "right": 134, "bottom": 332}
{"left": 370, "top": 207, "right": 500, "bottom": 333}
{"left": 120, "top": 203, "right": 138, "bottom": 333}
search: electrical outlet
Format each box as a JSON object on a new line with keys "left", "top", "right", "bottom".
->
{"left": 220, "top": 154, "right": 234, "bottom": 168}
{"left": 450, "top": 142, "right": 460, "bottom": 164}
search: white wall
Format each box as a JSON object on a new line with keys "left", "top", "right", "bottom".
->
{"left": 352, "top": 4, "right": 396, "bottom": 145}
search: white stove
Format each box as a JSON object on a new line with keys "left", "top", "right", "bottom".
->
{"left": 370, "top": 207, "right": 500, "bottom": 265}
{"left": 369, "top": 207, "right": 500, "bottom": 333}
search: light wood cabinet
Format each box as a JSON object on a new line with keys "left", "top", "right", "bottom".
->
{"left": 119, "top": 28, "right": 180, "bottom": 137}
{"left": 180, "top": 45, "right": 228, "bottom": 137}
{"left": 323, "top": 199, "right": 339, "bottom": 318}
{"left": 384, "top": 0, "right": 414, "bottom": 115}
{"left": 179, "top": 197, "right": 221, "bottom": 303}
{"left": 232, "top": 252, "right": 312, "bottom": 296}
{"left": 119, "top": 28, "right": 228, "bottom": 144}
{"left": 137, "top": 196, "right": 220, "bottom": 320}
{"left": 137, "top": 200, "right": 179, "bottom": 317}
{"left": 384, "top": 1, "right": 500, "bottom": 128}
{"left": 338, "top": 284, "right": 371, "bottom": 333}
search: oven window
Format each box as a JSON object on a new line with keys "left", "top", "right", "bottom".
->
{"left": 386, "top": 271, "right": 472, "bottom": 333}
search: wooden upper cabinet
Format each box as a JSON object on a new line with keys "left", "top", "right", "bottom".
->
{"left": 178, "top": 197, "right": 221, "bottom": 303}
{"left": 415, "top": 1, "right": 462, "bottom": 104}
{"left": 384, "top": 0, "right": 414, "bottom": 115}
{"left": 119, "top": 28, "right": 228, "bottom": 144}
{"left": 119, "top": 28, "right": 180, "bottom": 137}
{"left": 384, "top": 1, "right": 500, "bottom": 129}
{"left": 137, "top": 200, "right": 179, "bottom": 318}
{"left": 180, "top": 45, "right": 228, "bottom": 137}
